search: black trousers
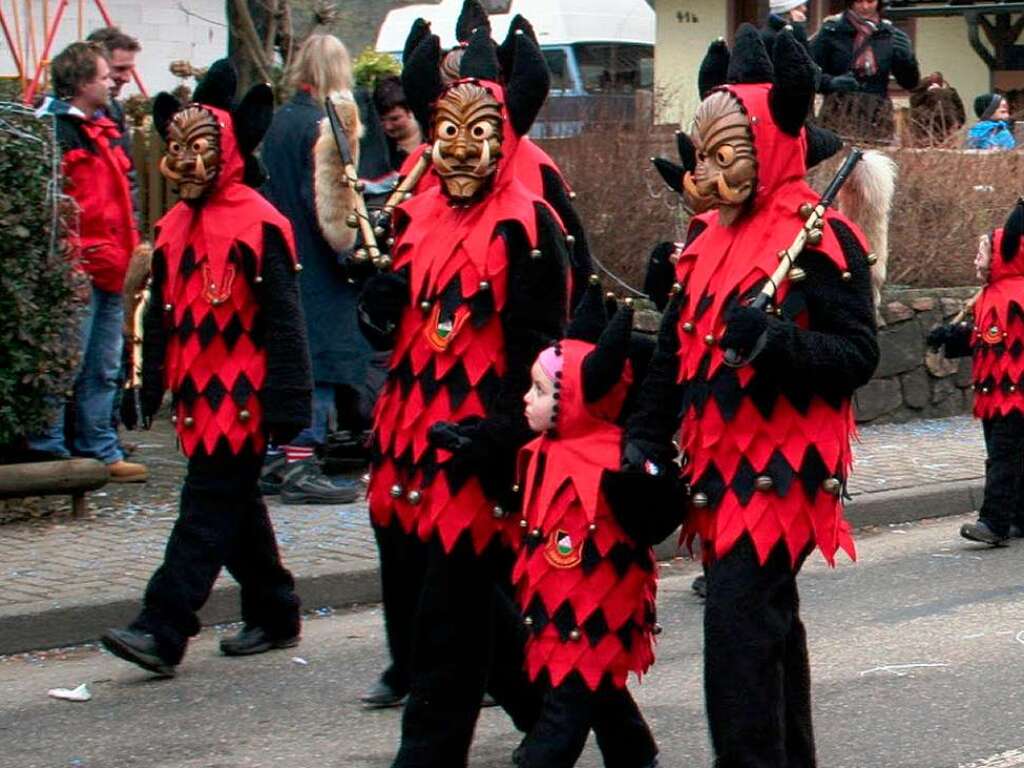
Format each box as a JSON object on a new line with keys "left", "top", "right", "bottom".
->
{"left": 704, "top": 536, "right": 814, "bottom": 768}
{"left": 373, "top": 519, "right": 428, "bottom": 695}
{"left": 392, "top": 533, "right": 542, "bottom": 768}
{"left": 980, "top": 413, "right": 1024, "bottom": 536}
{"left": 133, "top": 447, "right": 300, "bottom": 664}
{"left": 516, "top": 673, "right": 658, "bottom": 768}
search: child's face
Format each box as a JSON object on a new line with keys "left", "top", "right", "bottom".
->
{"left": 976, "top": 234, "right": 992, "bottom": 282}
{"left": 993, "top": 99, "right": 1011, "bottom": 122}
{"left": 524, "top": 361, "right": 556, "bottom": 433}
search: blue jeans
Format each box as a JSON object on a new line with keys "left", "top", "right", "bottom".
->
{"left": 290, "top": 383, "right": 335, "bottom": 448}
{"left": 29, "top": 285, "right": 125, "bottom": 464}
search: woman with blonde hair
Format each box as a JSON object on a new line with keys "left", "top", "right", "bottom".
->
{"left": 257, "top": 32, "right": 368, "bottom": 505}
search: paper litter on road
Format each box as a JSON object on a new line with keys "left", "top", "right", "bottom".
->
{"left": 291, "top": 657, "right": 308, "bottom": 666}
{"left": 47, "top": 683, "right": 91, "bottom": 702}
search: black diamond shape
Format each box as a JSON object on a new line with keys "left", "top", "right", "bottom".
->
{"left": 178, "top": 374, "right": 199, "bottom": 406}
{"left": 709, "top": 367, "right": 743, "bottom": 422}
{"left": 616, "top": 619, "right": 635, "bottom": 652}
{"left": 1010, "top": 301, "right": 1024, "bottom": 324}
{"left": 527, "top": 594, "right": 549, "bottom": 634}
{"left": 475, "top": 368, "right": 502, "bottom": 410}
{"left": 644, "top": 599, "right": 657, "bottom": 627}
{"left": 694, "top": 292, "right": 714, "bottom": 321}
{"left": 197, "top": 312, "right": 219, "bottom": 348}
{"left": 390, "top": 355, "right": 415, "bottom": 397}
{"left": 731, "top": 456, "right": 757, "bottom": 506}
{"left": 696, "top": 463, "right": 726, "bottom": 509}
{"left": 745, "top": 373, "right": 778, "bottom": 420}
{"left": 418, "top": 360, "right": 441, "bottom": 405}
{"left": 581, "top": 537, "right": 601, "bottom": 574}
{"left": 1011, "top": 339, "right": 1024, "bottom": 359}
{"left": 222, "top": 314, "right": 245, "bottom": 350}
{"left": 179, "top": 246, "right": 198, "bottom": 278}
{"left": 765, "top": 450, "right": 796, "bottom": 497}
{"left": 582, "top": 610, "right": 609, "bottom": 647}
{"left": 608, "top": 542, "right": 634, "bottom": 577}
{"left": 420, "top": 448, "right": 442, "bottom": 486}
{"left": 231, "top": 373, "right": 254, "bottom": 406}
{"left": 783, "top": 376, "right": 813, "bottom": 415}
{"left": 444, "top": 363, "right": 472, "bottom": 411}
{"left": 551, "top": 602, "right": 578, "bottom": 642}
{"left": 780, "top": 289, "right": 807, "bottom": 320}
{"left": 177, "top": 308, "right": 196, "bottom": 341}
{"left": 470, "top": 286, "right": 495, "bottom": 328}
{"left": 440, "top": 278, "right": 463, "bottom": 316}
{"left": 204, "top": 375, "right": 227, "bottom": 411}
{"left": 798, "top": 445, "right": 829, "bottom": 502}
{"left": 524, "top": 529, "right": 543, "bottom": 554}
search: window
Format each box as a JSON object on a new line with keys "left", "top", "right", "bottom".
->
{"left": 543, "top": 47, "right": 575, "bottom": 92}
{"left": 572, "top": 43, "right": 655, "bottom": 94}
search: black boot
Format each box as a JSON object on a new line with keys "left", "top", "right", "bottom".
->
{"left": 361, "top": 676, "right": 407, "bottom": 709}
{"left": 960, "top": 519, "right": 1010, "bottom": 546}
{"left": 101, "top": 627, "right": 176, "bottom": 677}
{"left": 220, "top": 625, "right": 300, "bottom": 656}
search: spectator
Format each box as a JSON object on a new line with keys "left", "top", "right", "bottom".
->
{"left": 373, "top": 75, "right": 423, "bottom": 171}
{"left": 966, "top": 93, "right": 1016, "bottom": 150}
{"left": 811, "top": 0, "right": 920, "bottom": 141}
{"left": 908, "top": 72, "right": 965, "bottom": 146}
{"left": 28, "top": 42, "right": 146, "bottom": 482}
{"left": 259, "top": 33, "right": 365, "bottom": 504}
{"left": 762, "top": 2, "right": 811, "bottom": 56}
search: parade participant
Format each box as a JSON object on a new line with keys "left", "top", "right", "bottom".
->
{"left": 100, "top": 60, "right": 312, "bottom": 676}
{"left": 512, "top": 288, "right": 664, "bottom": 768}
{"left": 929, "top": 201, "right": 1024, "bottom": 546}
{"left": 356, "top": 26, "right": 568, "bottom": 766}
{"left": 627, "top": 27, "right": 880, "bottom": 766}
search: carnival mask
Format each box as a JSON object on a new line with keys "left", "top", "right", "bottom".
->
{"left": 431, "top": 82, "right": 503, "bottom": 201}
{"left": 683, "top": 90, "right": 757, "bottom": 226}
{"left": 159, "top": 106, "right": 221, "bottom": 201}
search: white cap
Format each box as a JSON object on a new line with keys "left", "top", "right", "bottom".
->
{"left": 770, "top": 0, "right": 806, "bottom": 13}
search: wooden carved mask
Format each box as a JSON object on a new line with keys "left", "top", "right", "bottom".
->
{"left": 160, "top": 106, "right": 222, "bottom": 201}
{"left": 683, "top": 90, "right": 757, "bottom": 226}
{"left": 431, "top": 82, "right": 504, "bottom": 202}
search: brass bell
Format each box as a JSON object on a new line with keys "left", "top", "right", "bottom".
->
{"left": 389, "top": 483, "right": 403, "bottom": 499}
{"left": 788, "top": 267, "right": 807, "bottom": 282}
{"left": 566, "top": 235, "right": 576, "bottom": 246}
{"left": 798, "top": 202, "right": 814, "bottom": 219}
{"left": 605, "top": 291, "right": 616, "bottom": 301}
{"left": 692, "top": 492, "right": 709, "bottom": 508}
{"left": 346, "top": 213, "right": 359, "bottom": 229}
{"left": 376, "top": 255, "right": 393, "bottom": 269}
{"left": 813, "top": 217, "right": 825, "bottom": 230}
{"left": 670, "top": 282, "right": 683, "bottom": 295}
{"left": 492, "top": 505, "right": 504, "bottom": 519}
{"left": 386, "top": 237, "right": 395, "bottom": 247}
{"left": 652, "top": 623, "right": 663, "bottom": 635}
{"left": 295, "top": 263, "right": 304, "bottom": 272}
{"left": 588, "top": 273, "right": 601, "bottom": 286}
{"left": 170, "top": 414, "right": 178, "bottom": 424}
{"left": 512, "top": 483, "right": 521, "bottom": 493}
{"left": 623, "top": 297, "right": 634, "bottom": 308}
{"left": 682, "top": 321, "right": 695, "bottom": 333}
{"left": 755, "top": 475, "right": 774, "bottom": 491}
{"left": 420, "top": 300, "right": 431, "bottom": 312}
{"left": 353, "top": 248, "right": 367, "bottom": 262}
{"left": 569, "top": 628, "right": 581, "bottom": 641}
{"left": 524, "top": 616, "right": 534, "bottom": 627}
{"left": 841, "top": 271, "right": 852, "bottom": 281}
{"left": 821, "top": 477, "right": 842, "bottom": 496}
{"left": 519, "top": 519, "right": 528, "bottom": 528}
{"left": 403, "top": 192, "right": 413, "bottom": 201}
{"left": 238, "top": 409, "right": 251, "bottom": 423}
{"left": 254, "top": 275, "right": 263, "bottom": 283}
{"left": 866, "top": 252, "right": 878, "bottom": 265}
{"left": 531, "top": 528, "right": 542, "bottom": 538}
{"left": 569, "top": 191, "right": 577, "bottom": 200}
{"left": 406, "top": 490, "right": 422, "bottom": 505}
{"left": 704, "top": 333, "right": 716, "bottom": 346}
{"left": 164, "top": 303, "right": 173, "bottom": 312}
{"left": 529, "top": 249, "right": 542, "bottom": 259}
{"left": 479, "top": 280, "right": 490, "bottom": 291}
{"left": 373, "top": 225, "right": 386, "bottom": 238}
{"left": 805, "top": 229, "right": 823, "bottom": 246}
{"left": 183, "top": 416, "right": 195, "bottom": 428}
{"left": 588, "top": 522, "right": 597, "bottom": 532}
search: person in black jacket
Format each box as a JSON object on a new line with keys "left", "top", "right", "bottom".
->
{"left": 811, "top": 0, "right": 920, "bottom": 141}
{"left": 762, "top": 2, "right": 811, "bottom": 57}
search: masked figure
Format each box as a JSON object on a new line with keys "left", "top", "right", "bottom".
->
{"left": 101, "top": 60, "right": 312, "bottom": 676}
{"left": 628, "top": 27, "right": 880, "bottom": 766}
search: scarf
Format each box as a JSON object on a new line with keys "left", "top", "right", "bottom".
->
{"left": 847, "top": 10, "right": 879, "bottom": 79}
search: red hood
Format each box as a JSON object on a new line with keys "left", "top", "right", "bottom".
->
{"left": 990, "top": 228, "right": 1024, "bottom": 282}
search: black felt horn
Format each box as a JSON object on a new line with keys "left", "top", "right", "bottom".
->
{"left": 152, "top": 92, "right": 182, "bottom": 141}
{"left": 498, "top": 14, "right": 538, "bottom": 79}
{"left": 402, "top": 34, "right": 445, "bottom": 134}
{"left": 191, "top": 58, "right": 237, "bottom": 111}
{"left": 582, "top": 300, "right": 634, "bottom": 403}
{"left": 505, "top": 30, "right": 550, "bottom": 136}
{"left": 456, "top": 0, "right": 490, "bottom": 43}
{"left": 459, "top": 24, "right": 501, "bottom": 81}
{"left": 727, "top": 24, "right": 773, "bottom": 85}
{"left": 698, "top": 38, "right": 730, "bottom": 99}
{"left": 1001, "top": 197, "right": 1024, "bottom": 262}
{"left": 403, "top": 18, "right": 432, "bottom": 63}
{"left": 769, "top": 28, "right": 816, "bottom": 137}
{"left": 566, "top": 276, "right": 608, "bottom": 343}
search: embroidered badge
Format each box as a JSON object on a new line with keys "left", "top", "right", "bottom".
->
{"left": 424, "top": 303, "right": 469, "bottom": 352}
{"left": 201, "top": 262, "right": 236, "bottom": 306}
{"left": 982, "top": 324, "right": 1005, "bottom": 345}
{"left": 544, "top": 529, "right": 582, "bottom": 569}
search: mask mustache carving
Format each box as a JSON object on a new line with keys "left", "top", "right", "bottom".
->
{"left": 682, "top": 169, "right": 753, "bottom": 211}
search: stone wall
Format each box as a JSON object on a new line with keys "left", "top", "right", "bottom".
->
{"left": 854, "top": 287, "right": 977, "bottom": 424}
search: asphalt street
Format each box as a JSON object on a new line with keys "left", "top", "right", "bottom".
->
{"left": 3, "top": 512, "right": 1024, "bottom": 768}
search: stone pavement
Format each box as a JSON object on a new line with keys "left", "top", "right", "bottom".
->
{"left": 0, "top": 415, "right": 986, "bottom": 654}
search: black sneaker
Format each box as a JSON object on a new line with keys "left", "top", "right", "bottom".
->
{"left": 960, "top": 519, "right": 1010, "bottom": 546}
{"left": 1012, "top": 523, "right": 1024, "bottom": 539}
{"left": 220, "top": 625, "right": 300, "bottom": 656}
{"left": 101, "top": 627, "right": 176, "bottom": 677}
{"left": 360, "top": 677, "right": 407, "bottom": 709}
{"left": 280, "top": 459, "right": 360, "bottom": 505}
{"left": 259, "top": 451, "right": 288, "bottom": 495}
{"left": 691, "top": 574, "right": 707, "bottom": 599}
{"left": 322, "top": 430, "right": 371, "bottom": 475}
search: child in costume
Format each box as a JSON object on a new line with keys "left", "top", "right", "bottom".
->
{"left": 929, "top": 200, "right": 1024, "bottom": 545}
{"left": 628, "top": 28, "right": 880, "bottom": 765}
{"left": 101, "top": 61, "right": 312, "bottom": 675}
{"left": 513, "top": 290, "right": 662, "bottom": 768}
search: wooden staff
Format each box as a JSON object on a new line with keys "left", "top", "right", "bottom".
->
{"left": 373, "top": 146, "right": 433, "bottom": 240}
{"left": 723, "top": 149, "right": 864, "bottom": 368}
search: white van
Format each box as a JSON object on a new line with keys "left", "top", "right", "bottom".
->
{"left": 375, "top": 0, "right": 656, "bottom": 137}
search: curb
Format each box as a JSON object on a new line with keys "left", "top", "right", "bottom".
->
{"left": 0, "top": 479, "right": 984, "bottom": 655}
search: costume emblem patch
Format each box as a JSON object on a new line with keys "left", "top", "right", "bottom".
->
{"left": 544, "top": 529, "right": 582, "bottom": 569}
{"left": 982, "top": 324, "right": 1004, "bottom": 345}
{"left": 424, "top": 303, "right": 469, "bottom": 352}
{"left": 201, "top": 263, "right": 236, "bottom": 306}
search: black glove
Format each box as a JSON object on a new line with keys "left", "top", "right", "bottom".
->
{"left": 721, "top": 304, "right": 770, "bottom": 358}
{"left": 120, "top": 387, "right": 140, "bottom": 431}
{"left": 891, "top": 30, "right": 913, "bottom": 59}
{"left": 927, "top": 324, "right": 952, "bottom": 351}
{"left": 826, "top": 73, "right": 860, "bottom": 94}
{"left": 427, "top": 418, "right": 483, "bottom": 454}
{"left": 602, "top": 468, "right": 689, "bottom": 547}
{"left": 643, "top": 242, "right": 678, "bottom": 312}
{"left": 622, "top": 437, "right": 676, "bottom": 475}
{"left": 265, "top": 421, "right": 302, "bottom": 447}
{"left": 428, "top": 416, "right": 515, "bottom": 504}
{"left": 140, "top": 386, "right": 163, "bottom": 430}
{"left": 357, "top": 271, "right": 409, "bottom": 351}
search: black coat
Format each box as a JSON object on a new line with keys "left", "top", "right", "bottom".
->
{"left": 761, "top": 14, "right": 811, "bottom": 58}
{"left": 810, "top": 12, "right": 919, "bottom": 98}
{"left": 261, "top": 91, "right": 374, "bottom": 389}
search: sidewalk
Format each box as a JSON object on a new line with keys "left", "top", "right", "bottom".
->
{"left": 0, "top": 416, "right": 985, "bottom": 654}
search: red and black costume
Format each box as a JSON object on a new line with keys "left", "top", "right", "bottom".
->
{"left": 104, "top": 61, "right": 312, "bottom": 670}
{"left": 929, "top": 201, "right": 1024, "bottom": 543}
{"left": 358, "top": 28, "right": 569, "bottom": 767}
{"left": 512, "top": 293, "right": 660, "bottom": 768}
{"left": 629, "top": 28, "right": 878, "bottom": 766}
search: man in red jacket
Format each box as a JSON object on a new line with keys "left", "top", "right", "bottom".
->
{"left": 28, "top": 41, "right": 147, "bottom": 481}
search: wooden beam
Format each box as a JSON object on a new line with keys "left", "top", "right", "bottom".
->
{"left": 0, "top": 458, "right": 108, "bottom": 499}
